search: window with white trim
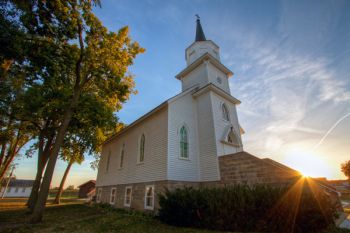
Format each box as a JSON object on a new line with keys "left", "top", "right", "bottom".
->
{"left": 96, "top": 188, "right": 102, "bottom": 203}
{"left": 120, "top": 143, "right": 125, "bottom": 168}
{"left": 15, "top": 187, "right": 19, "bottom": 193}
{"left": 227, "top": 127, "right": 241, "bottom": 147}
{"left": 139, "top": 134, "right": 145, "bottom": 163}
{"left": 22, "top": 187, "right": 26, "bottom": 192}
{"left": 106, "top": 151, "right": 111, "bottom": 172}
{"left": 144, "top": 185, "right": 154, "bottom": 210}
{"left": 222, "top": 103, "right": 230, "bottom": 121}
{"left": 180, "top": 126, "right": 189, "bottom": 159}
{"left": 124, "top": 186, "right": 132, "bottom": 207}
{"left": 110, "top": 187, "right": 116, "bottom": 205}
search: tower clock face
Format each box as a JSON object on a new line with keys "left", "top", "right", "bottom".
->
{"left": 217, "top": 77, "right": 222, "bottom": 84}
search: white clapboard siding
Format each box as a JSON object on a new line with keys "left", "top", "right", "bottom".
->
{"left": 207, "top": 62, "right": 231, "bottom": 94}
{"left": 181, "top": 63, "right": 208, "bottom": 91}
{"left": 196, "top": 92, "right": 220, "bottom": 181}
{"left": 210, "top": 92, "right": 243, "bottom": 156}
{"left": 0, "top": 187, "right": 32, "bottom": 197}
{"left": 167, "top": 91, "right": 200, "bottom": 181}
{"left": 96, "top": 107, "right": 168, "bottom": 187}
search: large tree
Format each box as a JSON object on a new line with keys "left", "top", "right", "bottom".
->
{"left": 1, "top": 0, "right": 143, "bottom": 222}
{"left": 341, "top": 160, "right": 350, "bottom": 180}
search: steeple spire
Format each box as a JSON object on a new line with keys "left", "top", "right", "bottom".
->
{"left": 195, "top": 15, "right": 206, "bottom": 42}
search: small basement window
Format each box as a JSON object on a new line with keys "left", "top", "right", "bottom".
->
{"left": 110, "top": 188, "right": 116, "bottom": 205}
{"left": 124, "top": 186, "right": 132, "bottom": 207}
{"left": 144, "top": 185, "right": 155, "bottom": 210}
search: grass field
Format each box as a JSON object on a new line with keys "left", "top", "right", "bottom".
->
{"left": 0, "top": 198, "right": 223, "bottom": 233}
{"left": 0, "top": 198, "right": 349, "bottom": 233}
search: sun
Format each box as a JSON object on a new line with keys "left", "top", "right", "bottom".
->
{"left": 283, "top": 149, "right": 331, "bottom": 178}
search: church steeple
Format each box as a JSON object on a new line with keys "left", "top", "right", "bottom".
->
{"left": 195, "top": 15, "right": 206, "bottom": 42}
{"left": 185, "top": 16, "right": 221, "bottom": 66}
{"left": 179, "top": 17, "right": 233, "bottom": 94}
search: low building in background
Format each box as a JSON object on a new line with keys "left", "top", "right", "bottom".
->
{"left": 328, "top": 180, "right": 350, "bottom": 199}
{"left": 0, "top": 178, "right": 34, "bottom": 198}
{"left": 78, "top": 180, "right": 96, "bottom": 199}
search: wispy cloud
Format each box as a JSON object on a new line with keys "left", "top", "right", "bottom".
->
{"left": 221, "top": 11, "right": 350, "bottom": 167}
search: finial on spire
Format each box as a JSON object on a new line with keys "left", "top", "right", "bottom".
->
{"left": 195, "top": 14, "right": 206, "bottom": 42}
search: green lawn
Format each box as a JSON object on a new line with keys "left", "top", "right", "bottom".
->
{"left": 0, "top": 199, "right": 223, "bottom": 233}
{"left": 0, "top": 199, "right": 349, "bottom": 233}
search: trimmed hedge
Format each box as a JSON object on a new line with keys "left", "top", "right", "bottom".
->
{"left": 158, "top": 180, "right": 336, "bottom": 232}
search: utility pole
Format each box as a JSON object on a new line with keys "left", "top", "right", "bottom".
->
{"left": 1, "top": 165, "right": 15, "bottom": 199}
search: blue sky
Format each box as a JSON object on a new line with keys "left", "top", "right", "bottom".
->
{"left": 14, "top": 0, "right": 350, "bottom": 187}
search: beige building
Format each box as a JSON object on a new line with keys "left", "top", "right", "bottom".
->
{"left": 95, "top": 18, "right": 331, "bottom": 212}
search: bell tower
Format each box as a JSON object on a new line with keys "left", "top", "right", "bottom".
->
{"left": 185, "top": 16, "right": 221, "bottom": 65}
{"left": 176, "top": 16, "right": 233, "bottom": 94}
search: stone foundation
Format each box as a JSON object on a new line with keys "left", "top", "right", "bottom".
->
{"left": 218, "top": 152, "right": 301, "bottom": 185}
{"left": 96, "top": 180, "right": 200, "bottom": 211}
{"left": 96, "top": 151, "right": 340, "bottom": 212}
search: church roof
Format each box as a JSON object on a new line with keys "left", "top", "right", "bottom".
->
{"left": 1, "top": 178, "right": 34, "bottom": 187}
{"left": 195, "top": 16, "right": 206, "bottom": 42}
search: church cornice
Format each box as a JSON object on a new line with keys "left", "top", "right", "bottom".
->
{"left": 103, "top": 101, "right": 168, "bottom": 145}
{"left": 192, "top": 83, "right": 241, "bottom": 105}
{"left": 175, "top": 52, "right": 233, "bottom": 80}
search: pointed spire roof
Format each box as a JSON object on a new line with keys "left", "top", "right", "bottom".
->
{"left": 195, "top": 15, "right": 206, "bottom": 42}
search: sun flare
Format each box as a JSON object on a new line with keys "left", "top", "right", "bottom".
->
{"left": 283, "top": 149, "right": 331, "bottom": 178}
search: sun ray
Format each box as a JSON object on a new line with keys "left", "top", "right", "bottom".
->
{"left": 262, "top": 177, "right": 305, "bottom": 233}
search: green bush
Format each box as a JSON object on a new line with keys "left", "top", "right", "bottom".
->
{"left": 158, "top": 180, "right": 336, "bottom": 232}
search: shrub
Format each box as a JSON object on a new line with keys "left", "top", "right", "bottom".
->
{"left": 158, "top": 180, "right": 336, "bottom": 232}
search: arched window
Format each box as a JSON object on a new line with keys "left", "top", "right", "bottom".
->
{"left": 227, "top": 127, "right": 240, "bottom": 147}
{"left": 227, "top": 134, "right": 233, "bottom": 144}
{"left": 180, "top": 126, "right": 189, "bottom": 159}
{"left": 139, "top": 134, "right": 145, "bottom": 163}
{"left": 106, "top": 151, "right": 111, "bottom": 172}
{"left": 222, "top": 103, "right": 230, "bottom": 121}
{"left": 120, "top": 144, "right": 125, "bottom": 168}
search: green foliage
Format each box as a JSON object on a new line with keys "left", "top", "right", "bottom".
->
{"left": 65, "top": 185, "right": 75, "bottom": 190}
{"left": 1, "top": 0, "right": 144, "bottom": 221}
{"left": 341, "top": 160, "right": 350, "bottom": 180}
{"left": 0, "top": 0, "right": 144, "bottom": 178}
{"left": 158, "top": 181, "right": 336, "bottom": 233}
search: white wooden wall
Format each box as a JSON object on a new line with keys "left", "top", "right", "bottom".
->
{"left": 96, "top": 107, "right": 168, "bottom": 187}
{"left": 0, "top": 187, "right": 32, "bottom": 197}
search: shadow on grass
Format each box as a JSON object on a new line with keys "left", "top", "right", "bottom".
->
{"left": 0, "top": 201, "right": 349, "bottom": 233}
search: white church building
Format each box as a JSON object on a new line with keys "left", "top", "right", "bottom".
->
{"left": 95, "top": 18, "right": 321, "bottom": 211}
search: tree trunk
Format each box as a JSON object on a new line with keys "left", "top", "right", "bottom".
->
{"left": 27, "top": 153, "right": 49, "bottom": 212}
{"left": 27, "top": 133, "right": 53, "bottom": 211}
{"left": 0, "top": 143, "right": 7, "bottom": 168}
{"left": 53, "top": 160, "right": 73, "bottom": 205}
{"left": 30, "top": 90, "right": 81, "bottom": 223}
{"left": 0, "top": 141, "right": 20, "bottom": 181}
{"left": 29, "top": 19, "right": 85, "bottom": 223}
